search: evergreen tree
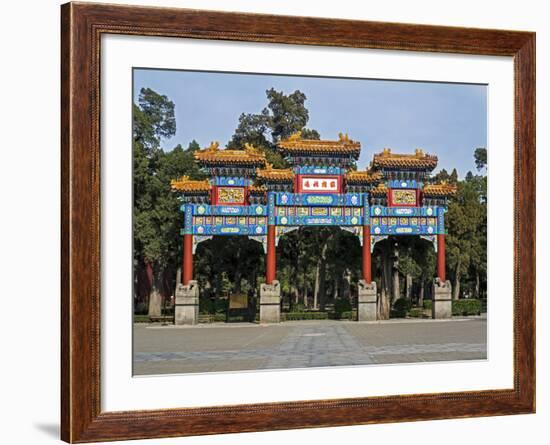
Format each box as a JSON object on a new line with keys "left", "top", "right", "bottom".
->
{"left": 227, "top": 88, "right": 320, "bottom": 168}
{"left": 133, "top": 88, "right": 177, "bottom": 316}
{"left": 474, "top": 147, "right": 487, "bottom": 171}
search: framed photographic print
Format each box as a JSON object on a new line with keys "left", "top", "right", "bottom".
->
{"left": 61, "top": 2, "right": 535, "bottom": 442}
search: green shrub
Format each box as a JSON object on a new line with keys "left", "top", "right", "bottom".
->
{"left": 334, "top": 299, "right": 353, "bottom": 315}
{"left": 408, "top": 307, "right": 424, "bottom": 318}
{"left": 134, "top": 302, "right": 149, "bottom": 315}
{"left": 481, "top": 299, "right": 488, "bottom": 313}
{"left": 338, "top": 310, "right": 357, "bottom": 320}
{"left": 199, "top": 298, "right": 214, "bottom": 314}
{"left": 215, "top": 298, "right": 229, "bottom": 314}
{"left": 392, "top": 298, "right": 412, "bottom": 318}
{"left": 291, "top": 303, "right": 306, "bottom": 312}
{"left": 200, "top": 298, "right": 229, "bottom": 314}
{"left": 198, "top": 313, "right": 227, "bottom": 323}
{"left": 452, "top": 299, "right": 481, "bottom": 316}
{"left": 133, "top": 314, "right": 150, "bottom": 323}
{"left": 423, "top": 300, "right": 433, "bottom": 310}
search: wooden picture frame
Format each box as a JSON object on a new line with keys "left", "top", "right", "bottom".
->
{"left": 61, "top": 2, "right": 535, "bottom": 442}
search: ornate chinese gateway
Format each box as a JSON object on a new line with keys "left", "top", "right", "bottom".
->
{"left": 171, "top": 132, "right": 456, "bottom": 324}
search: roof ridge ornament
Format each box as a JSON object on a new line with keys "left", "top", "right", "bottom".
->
{"left": 244, "top": 142, "right": 261, "bottom": 154}
{"left": 207, "top": 141, "right": 220, "bottom": 151}
{"left": 288, "top": 131, "right": 302, "bottom": 141}
{"left": 415, "top": 148, "right": 424, "bottom": 157}
{"left": 338, "top": 132, "right": 350, "bottom": 142}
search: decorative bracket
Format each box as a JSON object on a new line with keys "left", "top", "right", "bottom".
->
{"left": 371, "top": 235, "right": 388, "bottom": 252}
{"left": 275, "top": 226, "right": 299, "bottom": 245}
{"left": 420, "top": 234, "right": 437, "bottom": 253}
{"left": 192, "top": 235, "right": 213, "bottom": 254}
{"left": 341, "top": 226, "right": 363, "bottom": 245}
{"left": 249, "top": 235, "right": 267, "bottom": 253}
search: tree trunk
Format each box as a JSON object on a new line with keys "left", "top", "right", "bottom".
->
{"left": 175, "top": 268, "right": 181, "bottom": 291}
{"left": 343, "top": 269, "right": 351, "bottom": 302}
{"left": 392, "top": 269, "right": 400, "bottom": 303}
{"left": 378, "top": 287, "right": 390, "bottom": 320}
{"left": 233, "top": 245, "right": 242, "bottom": 293}
{"left": 249, "top": 261, "right": 257, "bottom": 295}
{"left": 148, "top": 289, "right": 162, "bottom": 318}
{"left": 452, "top": 259, "right": 461, "bottom": 300}
{"left": 418, "top": 279, "right": 425, "bottom": 307}
{"left": 405, "top": 274, "right": 413, "bottom": 300}
{"left": 391, "top": 242, "right": 400, "bottom": 303}
{"left": 302, "top": 261, "right": 308, "bottom": 307}
{"left": 291, "top": 254, "right": 300, "bottom": 305}
{"left": 135, "top": 263, "right": 151, "bottom": 311}
{"left": 475, "top": 272, "right": 480, "bottom": 299}
{"left": 313, "top": 262, "right": 319, "bottom": 310}
{"left": 292, "top": 286, "right": 299, "bottom": 305}
{"left": 214, "top": 268, "right": 222, "bottom": 299}
{"left": 315, "top": 242, "right": 329, "bottom": 311}
{"left": 146, "top": 262, "right": 162, "bottom": 317}
{"left": 377, "top": 243, "right": 392, "bottom": 319}
{"left": 318, "top": 260, "right": 327, "bottom": 311}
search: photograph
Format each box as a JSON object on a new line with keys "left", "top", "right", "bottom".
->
{"left": 1, "top": 0, "right": 541, "bottom": 443}
{"left": 131, "top": 69, "right": 488, "bottom": 376}
{"left": 52, "top": 1, "right": 536, "bottom": 442}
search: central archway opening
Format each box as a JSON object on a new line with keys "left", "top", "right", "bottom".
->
{"left": 277, "top": 226, "right": 362, "bottom": 319}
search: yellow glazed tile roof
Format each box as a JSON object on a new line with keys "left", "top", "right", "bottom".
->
{"left": 277, "top": 132, "right": 361, "bottom": 156}
{"left": 170, "top": 176, "right": 211, "bottom": 193}
{"left": 194, "top": 142, "right": 267, "bottom": 166}
{"left": 372, "top": 148, "right": 438, "bottom": 170}
{"left": 345, "top": 169, "right": 382, "bottom": 184}
{"left": 423, "top": 182, "right": 457, "bottom": 197}
{"left": 256, "top": 164, "right": 295, "bottom": 182}
{"left": 370, "top": 183, "right": 388, "bottom": 197}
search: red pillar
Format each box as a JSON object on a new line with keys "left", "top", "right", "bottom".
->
{"left": 182, "top": 234, "right": 193, "bottom": 285}
{"left": 437, "top": 233, "right": 446, "bottom": 282}
{"left": 362, "top": 225, "right": 372, "bottom": 283}
{"left": 266, "top": 225, "right": 276, "bottom": 284}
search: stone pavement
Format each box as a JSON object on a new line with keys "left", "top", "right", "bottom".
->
{"left": 133, "top": 317, "right": 486, "bottom": 375}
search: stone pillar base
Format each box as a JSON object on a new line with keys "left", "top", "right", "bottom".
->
{"left": 432, "top": 278, "right": 452, "bottom": 319}
{"left": 175, "top": 280, "right": 199, "bottom": 325}
{"left": 260, "top": 280, "right": 281, "bottom": 323}
{"left": 358, "top": 279, "right": 377, "bottom": 321}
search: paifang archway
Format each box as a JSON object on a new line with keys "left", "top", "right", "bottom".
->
{"left": 171, "top": 133, "right": 456, "bottom": 325}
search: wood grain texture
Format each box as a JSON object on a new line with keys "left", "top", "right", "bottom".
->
{"left": 60, "top": 2, "right": 536, "bottom": 442}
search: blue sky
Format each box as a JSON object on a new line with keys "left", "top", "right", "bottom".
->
{"left": 133, "top": 69, "right": 487, "bottom": 177}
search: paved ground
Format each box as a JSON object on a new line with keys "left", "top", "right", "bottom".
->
{"left": 133, "top": 317, "right": 486, "bottom": 375}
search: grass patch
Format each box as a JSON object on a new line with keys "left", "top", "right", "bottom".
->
{"left": 199, "top": 313, "right": 227, "bottom": 323}
{"left": 133, "top": 314, "right": 151, "bottom": 323}
{"left": 281, "top": 312, "right": 329, "bottom": 321}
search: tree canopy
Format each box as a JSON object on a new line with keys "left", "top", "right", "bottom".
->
{"left": 228, "top": 88, "right": 320, "bottom": 168}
